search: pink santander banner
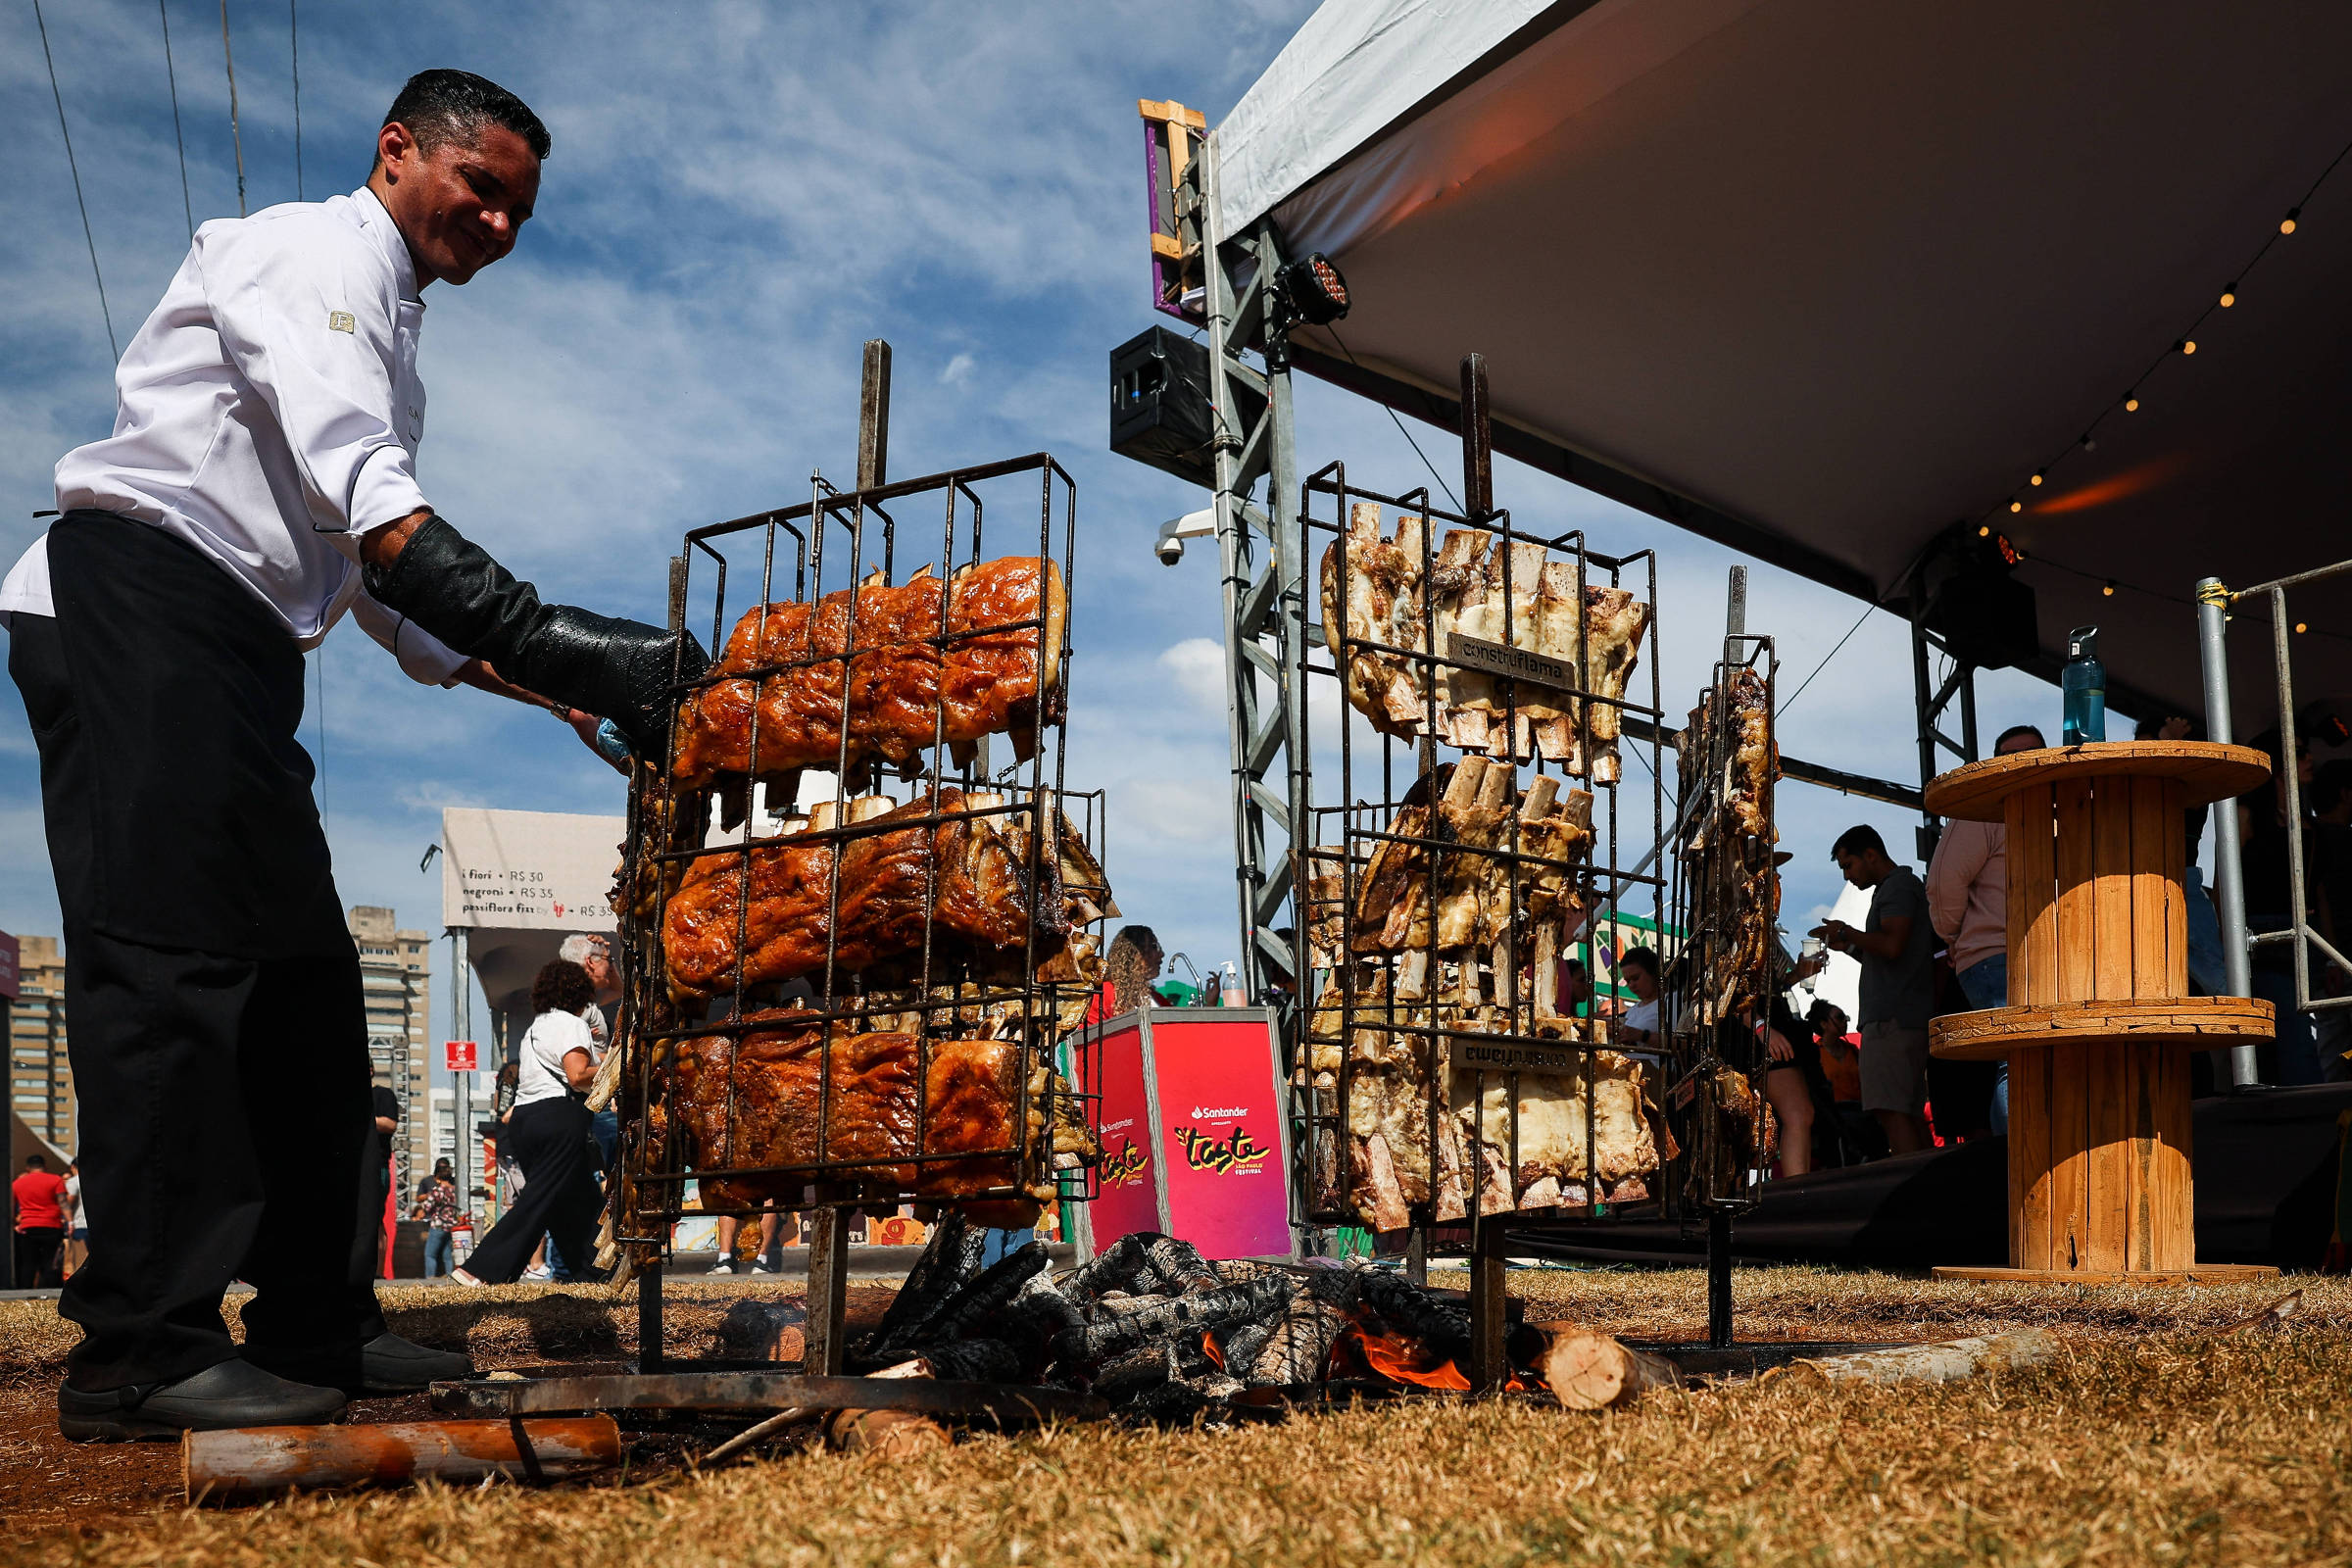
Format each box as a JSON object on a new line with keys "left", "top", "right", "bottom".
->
{"left": 1075, "top": 1007, "right": 1293, "bottom": 1262}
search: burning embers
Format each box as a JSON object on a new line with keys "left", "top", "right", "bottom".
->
{"left": 858, "top": 1220, "right": 1512, "bottom": 1419}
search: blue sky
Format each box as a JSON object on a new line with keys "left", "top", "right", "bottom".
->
{"left": 2, "top": 1, "right": 2069, "bottom": 1073}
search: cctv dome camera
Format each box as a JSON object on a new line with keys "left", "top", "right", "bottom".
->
{"left": 1155, "top": 532, "right": 1186, "bottom": 566}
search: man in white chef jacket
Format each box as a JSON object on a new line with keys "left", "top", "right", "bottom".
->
{"left": 1, "top": 70, "right": 698, "bottom": 1440}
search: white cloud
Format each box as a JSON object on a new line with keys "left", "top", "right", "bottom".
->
{"left": 1157, "top": 637, "right": 1227, "bottom": 715}
{"left": 939, "top": 353, "right": 975, "bottom": 387}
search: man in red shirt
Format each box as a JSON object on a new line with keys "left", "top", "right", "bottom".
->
{"left": 13, "top": 1154, "right": 70, "bottom": 1289}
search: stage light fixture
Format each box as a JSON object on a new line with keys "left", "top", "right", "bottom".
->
{"left": 1277, "top": 253, "right": 1350, "bottom": 325}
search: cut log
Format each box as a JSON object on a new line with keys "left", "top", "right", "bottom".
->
{"left": 827, "top": 1406, "right": 953, "bottom": 1457}
{"left": 1784, "top": 1329, "right": 2059, "bottom": 1386}
{"left": 1536, "top": 1329, "right": 1684, "bottom": 1410}
{"left": 184, "top": 1417, "right": 622, "bottom": 1501}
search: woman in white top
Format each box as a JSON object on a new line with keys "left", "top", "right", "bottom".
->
{"left": 453, "top": 960, "right": 605, "bottom": 1286}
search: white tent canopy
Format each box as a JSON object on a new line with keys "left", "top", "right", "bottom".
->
{"left": 1216, "top": 0, "right": 2352, "bottom": 724}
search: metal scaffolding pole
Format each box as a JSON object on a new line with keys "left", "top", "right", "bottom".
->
{"left": 1909, "top": 616, "right": 1979, "bottom": 863}
{"left": 1186, "top": 129, "right": 1306, "bottom": 1004}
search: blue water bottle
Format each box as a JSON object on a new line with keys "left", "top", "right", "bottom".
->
{"left": 2061, "top": 625, "right": 2105, "bottom": 745}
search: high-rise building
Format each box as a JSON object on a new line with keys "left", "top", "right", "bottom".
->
{"left": 349, "top": 907, "right": 433, "bottom": 1198}
{"left": 7, "top": 936, "right": 73, "bottom": 1153}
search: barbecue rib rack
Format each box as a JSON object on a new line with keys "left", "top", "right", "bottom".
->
{"left": 1290, "top": 454, "right": 1676, "bottom": 1252}
{"left": 601, "top": 453, "right": 1106, "bottom": 1298}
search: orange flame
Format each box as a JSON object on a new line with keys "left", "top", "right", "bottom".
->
{"left": 1344, "top": 1325, "right": 1471, "bottom": 1392}
{"left": 1200, "top": 1330, "right": 1225, "bottom": 1370}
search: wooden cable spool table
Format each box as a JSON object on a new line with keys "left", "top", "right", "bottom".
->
{"left": 1925, "top": 742, "right": 2278, "bottom": 1284}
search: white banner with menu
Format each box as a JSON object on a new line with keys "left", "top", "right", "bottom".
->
{"left": 439, "top": 808, "right": 623, "bottom": 931}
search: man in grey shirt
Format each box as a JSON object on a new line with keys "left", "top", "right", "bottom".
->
{"left": 1813, "top": 825, "right": 1936, "bottom": 1153}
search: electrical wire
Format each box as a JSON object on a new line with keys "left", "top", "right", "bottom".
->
{"left": 32, "top": 0, "right": 117, "bottom": 361}
{"left": 1327, "top": 323, "right": 1463, "bottom": 514}
{"left": 1773, "top": 598, "right": 1877, "bottom": 719}
{"left": 287, "top": 0, "right": 300, "bottom": 199}
{"left": 219, "top": 0, "right": 245, "bottom": 216}
{"left": 159, "top": 0, "right": 193, "bottom": 237}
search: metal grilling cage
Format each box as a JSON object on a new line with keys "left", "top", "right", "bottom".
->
{"left": 1664, "top": 629, "right": 1782, "bottom": 1219}
{"left": 606, "top": 451, "right": 1106, "bottom": 1288}
{"left": 1290, "top": 420, "right": 1675, "bottom": 1261}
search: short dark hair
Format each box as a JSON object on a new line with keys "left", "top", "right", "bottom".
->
{"left": 1832, "top": 824, "right": 1886, "bottom": 860}
{"left": 532, "top": 958, "right": 594, "bottom": 1017}
{"left": 1993, "top": 724, "right": 2046, "bottom": 752}
{"left": 24, "top": 1153, "right": 46, "bottom": 1169}
{"left": 381, "top": 70, "right": 550, "bottom": 164}
{"left": 1619, "top": 945, "right": 1658, "bottom": 978}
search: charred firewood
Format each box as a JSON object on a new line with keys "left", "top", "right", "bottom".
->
{"left": 1009, "top": 1272, "right": 1089, "bottom": 1374}
{"left": 902, "top": 1242, "right": 1052, "bottom": 1352}
{"left": 1217, "top": 1320, "right": 1276, "bottom": 1381}
{"left": 1094, "top": 1342, "right": 1182, "bottom": 1401}
{"left": 1142, "top": 1235, "right": 1220, "bottom": 1296}
{"left": 1248, "top": 1293, "right": 1348, "bottom": 1387}
{"left": 1119, "top": 1374, "right": 1244, "bottom": 1427}
{"left": 1056, "top": 1233, "right": 1157, "bottom": 1309}
{"left": 1355, "top": 1268, "right": 1472, "bottom": 1358}
{"left": 1080, "top": 1276, "right": 1292, "bottom": 1363}
{"left": 919, "top": 1339, "right": 1021, "bottom": 1384}
{"left": 855, "top": 1214, "right": 983, "bottom": 1365}
{"left": 1092, "top": 1293, "right": 1175, "bottom": 1322}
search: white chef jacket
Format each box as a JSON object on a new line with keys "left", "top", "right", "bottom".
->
{"left": 0, "top": 184, "right": 466, "bottom": 686}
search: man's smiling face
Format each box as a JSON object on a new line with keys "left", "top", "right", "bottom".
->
{"left": 373, "top": 120, "right": 541, "bottom": 287}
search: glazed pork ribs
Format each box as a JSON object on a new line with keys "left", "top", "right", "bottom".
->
{"left": 661, "top": 786, "right": 1067, "bottom": 1000}
{"left": 670, "top": 556, "right": 1067, "bottom": 787}
{"left": 1320, "top": 503, "right": 1650, "bottom": 782}
{"left": 664, "top": 1013, "right": 1094, "bottom": 1214}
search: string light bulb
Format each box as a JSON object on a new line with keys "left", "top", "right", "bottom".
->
{"left": 2031, "top": 472, "right": 2045, "bottom": 486}
{"left": 2125, "top": 395, "right": 2140, "bottom": 412}
{"left": 1977, "top": 524, "right": 1990, "bottom": 537}
{"left": 2009, "top": 500, "right": 2023, "bottom": 513}
{"left": 2295, "top": 621, "right": 2308, "bottom": 634}
{"left": 2281, "top": 207, "right": 2301, "bottom": 235}
{"left": 2102, "top": 581, "right": 2117, "bottom": 597}
{"left": 2180, "top": 339, "right": 2197, "bottom": 356}
{"left": 2220, "top": 285, "right": 2237, "bottom": 307}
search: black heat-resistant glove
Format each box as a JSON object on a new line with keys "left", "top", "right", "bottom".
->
{"left": 362, "top": 514, "right": 707, "bottom": 758}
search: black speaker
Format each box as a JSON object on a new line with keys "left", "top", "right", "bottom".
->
{"left": 1108, "top": 326, "right": 1266, "bottom": 488}
{"left": 1918, "top": 530, "right": 2037, "bottom": 669}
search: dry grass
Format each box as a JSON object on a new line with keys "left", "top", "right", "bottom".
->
{"left": 5, "top": 1269, "right": 2348, "bottom": 1566}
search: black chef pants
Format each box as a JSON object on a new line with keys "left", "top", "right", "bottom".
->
{"left": 8, "top": 516, "right": 383, "bottom": 1391}
{"left": 465, "top": 1097, "right": 604, "bottom": 1285}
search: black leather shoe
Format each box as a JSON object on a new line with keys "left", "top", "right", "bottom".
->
{"left": 59, "top": 1359, "right": 346, "bottom": 1442}
{"left": 357, "top": 1331, "right": 473, "bottom": 1392}
{"left": 246, "top": 1331, "right": 474, "bottom": 1395}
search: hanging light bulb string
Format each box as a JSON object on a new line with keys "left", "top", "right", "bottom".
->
{"left": 1981, "top": 128, "right": 2352, "bottom": 531}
